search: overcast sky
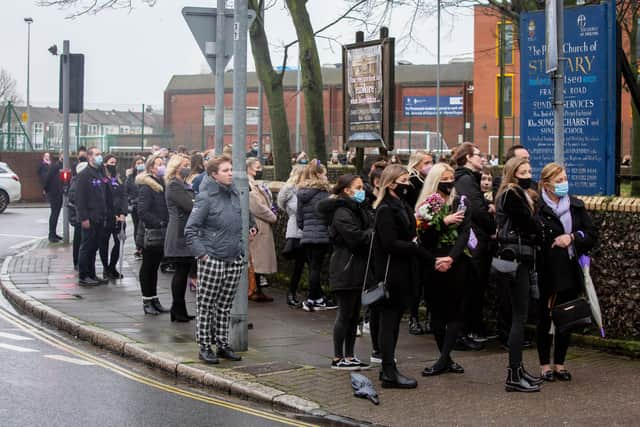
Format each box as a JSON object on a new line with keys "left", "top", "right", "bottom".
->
{"left": 1, "top": 0, "right": 474, "bottom": 111}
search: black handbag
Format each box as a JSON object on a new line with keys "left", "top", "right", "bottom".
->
{"left": 143, "top": 227, "right": 166, "bottom": 249}
{"left": 551, "top": 297, "right": 592, "bottom": 334}
{"left": 281, "top": 238, "right": 301, "bottom": 260}
{"left": 361, "top": 230, "right": 390, "bottom": 306}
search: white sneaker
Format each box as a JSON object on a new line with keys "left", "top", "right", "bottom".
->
{"left": 356, "top": 324, "right": 362, "bottom": 337}
{"left": 362, "top": 321, "right": 370, "bottom": 335}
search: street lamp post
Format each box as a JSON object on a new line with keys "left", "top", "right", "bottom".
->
{"left": 24, "top": 17, "right": 33, "bottom": 145}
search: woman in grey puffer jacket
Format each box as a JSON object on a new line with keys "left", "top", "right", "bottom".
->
{"left": 277, "top": 166, "right": 306, "bottom": 308}
{"left": 296, "top": 160, "right": 336, "bottom": 312}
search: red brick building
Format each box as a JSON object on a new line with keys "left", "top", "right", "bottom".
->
{"left": 163, "top": 63, "right": 473, "bottom": 154}
{"left": 473, "top": 5, "right": 632, "bottom": 157}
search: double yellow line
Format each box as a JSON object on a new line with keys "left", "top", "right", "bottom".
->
{"left": 0, "top": 308, "right": 316, "bottom": 427}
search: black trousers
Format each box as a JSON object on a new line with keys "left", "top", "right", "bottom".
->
{"left": 139, "top": 247, "right": 163, "bottom": 298}
{"left": 48, "top": 192, "right": 63, "bottom": 238}
{"left": 377, "top": 299, "right": 406, "bottom": 369}
{"left": 333, "top": 289, "right": 361, "bottom": 358}
{"left": 508, "top": 263, "right": 531, "bottom": 369}
{"left": 131, "top": 209, "right": 141, "bottom": 250}
{"left": 288, "top": 247, "right": 306, "bottom": 295}
{"left": 304, "top": 244, "right": 329, "bottom": 301}
{"left": 465, "top": 251, "right": 491, "bottom": 336}
{"left": 537, "top": 288, "right": 578, "bottom": 365}
{"left": 171, "top": 258, "right": 196, "bottom": 316}
{"left": 78, "top": 222, "right": 105, "bottom": 280}
{"left": 99, "top": 224, "right": 122, "bottom": 271}
{"left": 72, "top": 225, "right": 81, "bottom": 267}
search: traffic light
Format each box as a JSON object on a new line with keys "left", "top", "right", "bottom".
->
{"left": 58, "top": 53, "right": 84, "bottom": 114}
{"left": 59, "top": 168, "right": 72, "bottom": 187}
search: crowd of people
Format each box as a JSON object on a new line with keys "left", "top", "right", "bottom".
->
{"left": 40, "top": 141, "right": 597, "bottom": 391}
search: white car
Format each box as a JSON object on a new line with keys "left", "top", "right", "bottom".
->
{"left": 0, "top": 162, "right": 22, "bottom": 213}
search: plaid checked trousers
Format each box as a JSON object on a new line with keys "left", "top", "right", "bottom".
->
{"left": 196, "top": 256, "right": 244, "bottom": 349}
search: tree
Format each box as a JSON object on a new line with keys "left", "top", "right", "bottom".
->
{"left": 0, "top": 69, "right": 21, "bottom": 105}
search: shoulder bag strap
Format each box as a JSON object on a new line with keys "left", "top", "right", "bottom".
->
{"left": 362, "top": 229, "right": 375, "bottom": 293}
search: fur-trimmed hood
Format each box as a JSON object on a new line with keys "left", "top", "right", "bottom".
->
{"left": 135, "top": 172, "right": 164, "bottom": 192}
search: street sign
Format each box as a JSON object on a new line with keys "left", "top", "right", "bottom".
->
{"left": 182, "top": 7, "right": 256, "bottom": 73}
{"left": 21, "top": 112, "right": 28, "bottom": 122}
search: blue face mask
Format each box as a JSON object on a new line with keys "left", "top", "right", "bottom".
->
{"left": 299, "top": 159, "right": 308, "bottom": 165}
{"left": 554, "top": 181, "right": 569, "bottom": 197}
{"left": 136, "top": 164, "right": 145, "bottom": 172}
{"left": 94, "top": 155, "right": 103, "bottom": 167}
{"left": 352, "top": 189, "right": 366, "bottom": 204}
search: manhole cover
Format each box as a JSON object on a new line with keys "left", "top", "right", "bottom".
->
{"left": 233, "top": 362, "right": 302, "bottom": 376}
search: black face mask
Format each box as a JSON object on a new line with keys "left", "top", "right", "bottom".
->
{"left": 78, "top": 155, "right": 87, "bottom": 163}
{"left": 394, "top": 182, "right": 411, "bottom": 199}
{"left": 438, "top": 181, "right": 455, "bottom": 195}
{"left": 254, "top": 170, "right": 263, "bottom": 180}
{"left": 517, "top": 177, "right": 532, "bottom": 190}
{"left": 107, "top": 165, "right": 117, "bottom": 176}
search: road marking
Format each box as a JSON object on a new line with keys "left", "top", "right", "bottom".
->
{"left": 0, "top": 332, "right": 34, "bottom": 341}
{"left": 9, "top": 237, "right": 44, "bottom": 250}
{"left": 0, "top": 309, "right": 314, "bottom": 427}
{"left": 0, "top": 342, "right": 39, "bottom": 352}
{"left": 0, "top": 233, "right": 42, "bottom": 239}
{"left": 44, "top": 355, "right": 95, "bottom": 366}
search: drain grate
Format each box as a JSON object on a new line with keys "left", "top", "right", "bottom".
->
{"left": 233, "top": 361, "right": 302, "bottom": 376}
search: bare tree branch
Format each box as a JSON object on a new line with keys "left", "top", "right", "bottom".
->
{"left": 37, "top": 0, "right": 157, "bottom": 18}
{"left": 0, "top": 69, "right": 22, "bottom": 105}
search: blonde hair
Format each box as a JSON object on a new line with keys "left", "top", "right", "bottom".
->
{"left": 407, "top": 150, "right": 432, "bottom": 172}
{"left": 539, "top": 162, "right": 565, "bottom": 193}
{"left": 286, "top": 165, "right": 305, "bottom": 186}
{"left": 497, "top": 157, "right": 534, "bottom": 212}
{"left": 165, "top": 153, "right": 190, "bottom": 182}
{"left": 298, "top": 159, "right": 331, "bottom": 191}
{"left": 415, "top": 163, "right": 455, "bottom": 209}
{"left": 223, "top": 144, "right": 232, "bottom": 157}
{"left": 373, "top": 164, "right": 409, "bottom": 208}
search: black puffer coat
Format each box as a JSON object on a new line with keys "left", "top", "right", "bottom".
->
{"left": 454, "top": 167, "right": 496, "bottom": 253}
{"left": 164, "top": 179, "right": 194, "bottom": 258}
{"left": 136, "top": 173, "right": 169, "bottom": 230}
{"left": 536, "top": 196, "right": 598, "bottom": 294}
{"left": 317, "top": 196, "right": 373, "bottom": 291}
{"left": 296, "top": 186, "right": 330, "bottom": 245}
{"left": 374, "top": 194, "right": 434, "bottom": 305}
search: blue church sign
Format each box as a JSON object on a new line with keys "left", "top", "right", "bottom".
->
{"left": 520, "top": 3, "right": 617, "bottom": 195}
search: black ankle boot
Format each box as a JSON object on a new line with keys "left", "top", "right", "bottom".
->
{"left": 381, "top": 365, "right": 417, "bottom": 389}
{"left": 151, "top": 297, "right": 170, "bottom": 313}
{"left": 143, "top": 300, "right": 160, "bottom": 315}
{"left": 520, "top": 364, "right": 544, "bottom": 386}
{"left": 505, "top": 367, "right": 541, "bottom": 392}
{"left": 198, "top": 346, "right": 219, "bottom": 364}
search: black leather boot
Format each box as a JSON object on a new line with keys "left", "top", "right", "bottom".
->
{"left": 505, "top": 367, "right": 540, "bottom": 392}
{"left": 521, "top": 364, "right": 544, "bottom": 386}
{"left": 143, "top": 300, "right": 160, "bottom": 315}
{"left": 151, "top": 297, "right": 170, "bottom": 313}
{"left": 381, "top": 365, "right": 418, "bottom": 389}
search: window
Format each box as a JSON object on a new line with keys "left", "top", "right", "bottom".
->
{"left": 33, "top": 122, "right": 43, "bottom": 134}
{"left": 496, "top": 74, "right": 513, "bottom": 118}
{"left": 496, "top": 21, "right": 513, "bottom": 66}
{"left": 88, "top": 124, "right": 98, "bottom": 135}
{"left": 120, "top": 126, "right": 130, "bottom": 134}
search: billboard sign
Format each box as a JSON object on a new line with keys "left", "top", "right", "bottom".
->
{"left": 520, "top": 3, "right": 616, "bottom": 195}
{"left": 403, "top": 96, "right": 464, "bottom": 117}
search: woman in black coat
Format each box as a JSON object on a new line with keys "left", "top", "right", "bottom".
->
{"left": 317, "top": 174, "right": 372, "bottom": 370}
{"left": 137, "top": 154, "right": 170, "bottom": 315}
{"left": 415, "top": 163, "right": 470, "bottom": 376}
{"left": 126, "top": 155, "right": 145, "bottom": 259}
{"left": 535, "top": 163, "right": 597, "bottom": 382}
{"left": 164, "top": 154, "right": 196, "bottom": 322}
{"left": 495, "top": 157, "right": 543, "bottom": 393}
{"left": 373, "top": 164, "right": 435, "bottom": 389}
{"left": 100, "top": 154, "right": 127, "bottom": 280}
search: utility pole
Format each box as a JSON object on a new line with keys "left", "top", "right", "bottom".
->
{"left": 436, "top": 0, "right": 441, "bottom": 153}
{"left": 256, "top": 1, "right": 264, "bottom": 161}
{"left": 62, "top": 40, "right": 71, "bottom": 244}
{"left": 24, "top": 17, "right": 33, "bottom": 145}
{"left": 230, "top": 0, "right": 250, "bottom": 352}
{"left": 295, "top": 66, "right": 302, "bottom": 154}
{"left": 498, "top": 15, "right": 506, "bottom": 162}
{"left": 553, "top": 0, "right": 565, "bottom": 165}
{"left": 215, "top": 0, "right": 226, "bottom": 155}
{"left": 141, "top": 103, "right": 145, "bottom": 151}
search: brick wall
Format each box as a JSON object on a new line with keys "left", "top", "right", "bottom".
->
{"left": 0, "top": 152, "right": 49, "bottom": 202}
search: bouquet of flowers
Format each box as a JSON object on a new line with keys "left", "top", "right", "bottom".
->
{"left": 415, "top": 193, "right": 458, "bottom": 247}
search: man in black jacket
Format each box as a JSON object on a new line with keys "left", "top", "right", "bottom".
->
{"left": 76, "top": 147, "right": 109, "bottom": 286}
{"left": 43, "top": 152, "right": 64, "bottom": 243}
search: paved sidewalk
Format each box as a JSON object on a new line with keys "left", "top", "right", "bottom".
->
{"left": 2, "top": 233, "right": 640, "bottom": 426}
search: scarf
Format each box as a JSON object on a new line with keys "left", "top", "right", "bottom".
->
{"left": 542, "top": 190, "right": 573, "bottom": 257}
